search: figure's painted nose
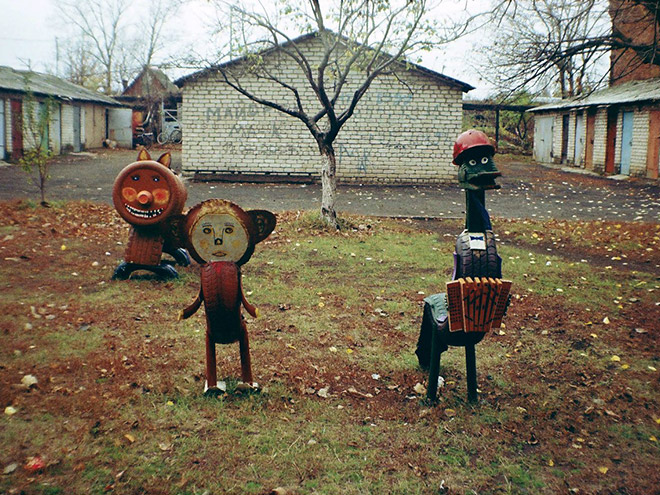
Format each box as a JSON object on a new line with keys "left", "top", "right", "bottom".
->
{"left": 214, "top": 237, "right": 223, "bottom": 245}
{"left": 137, "top": 190, "right": 153, "bottom": 205}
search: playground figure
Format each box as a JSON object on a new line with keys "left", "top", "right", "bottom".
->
{"left": 416, "top": 130, "right": 511, "bottom": 402}
{"left": 112, "top": 150, "right": 190, "bottom": 280}
{"left": 178, "top": 199, "right": 276, "bottom": 396}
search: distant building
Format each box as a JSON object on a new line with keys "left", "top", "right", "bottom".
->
{"left": 117, "top": 66, "right": 182, "bottom": 145}
{"left": 529, "top": 79, "right": 660, "bottom": 179}
{"left": 175, "top": 32, "right": 473, "bottom": 184}
{"left": 529, "top": 1, "right": 660, "bottom": 180}
{"left": 0, "top": 66, "right": 126, "bottom": 160}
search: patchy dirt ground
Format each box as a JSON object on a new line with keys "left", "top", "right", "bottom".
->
{"left": 0, "top": 201, "right": 658, "bottom": 494}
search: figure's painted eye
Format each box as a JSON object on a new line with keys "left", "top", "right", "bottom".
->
{"left": 468, "top": 159, "right": 477, "bottom": 166}
{"left": 481, "top": 157, "right": 489, "bottom": 164}
{"left": 152, "top": 176, "right": 160, "bottom": 182}
{"left": 224, "top": 227, "right": 234, "bottom": 234}
{"left": 132, "top": 175, "right": 140, "bottom": 181}
{"left": 202, "top": 227, "right": 212, "bottom": 235}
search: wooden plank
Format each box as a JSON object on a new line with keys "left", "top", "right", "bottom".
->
{"left": 492, "top": 280, "right": 512, "bottom": 329}
{"left": 464, "top": 277, "right": 475, "bottom": 332}
{"left": 484, "top": 278, "right": 500, "bottom": 332}
{"left": 447, "top": 279, "right": 464, "bottom": 332}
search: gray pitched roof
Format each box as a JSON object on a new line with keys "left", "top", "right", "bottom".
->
{"left": 0, "top": 66, "right": 122, "bottom": 106}
{"left": 175, "top": 31, "right": 474, "bottom": 92}
{"left": 528, "top": 78, "right": 660, "bottom": 112}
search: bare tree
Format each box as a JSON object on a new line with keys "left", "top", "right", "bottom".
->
{"left": 58, "top": 35, "right": 104, "bottom": 91}
{"left": 193, "top": 0, "right": 452, "bottom": 228}
{"left": 137, "top": 0, "right": 179, "bottom": 68}
{"left": 483, "top": 0, "right": 660, "bottom": 98}
{"left": 59, "top": 0, "right": 128, "bottom": 94}
{"left": 481, "top": 0, "right": 609, "bottom": 98}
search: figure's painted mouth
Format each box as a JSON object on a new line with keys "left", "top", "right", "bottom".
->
{"left": 212, "top": 250, "right": 227, "bottom": 257}
{"left": 125, "top": 204, "right": 165, "bottom": 219}
{"left": 469, "top": 172, "right": 502, "bottom": 190}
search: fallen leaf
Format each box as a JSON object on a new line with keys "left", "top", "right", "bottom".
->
{"left": 3, "top": 463, "right": 18, "bottom": 475}
{"left": 124, "top": 434, "right": 136, "bottom": 444}
{"left": 4, "top": 406, "right": 17, "bottom": 416}
{"left": 21, "top": 374, "right": 38, "bottom": 388}
{"left": 603, "top": 317, "right": 610, "bottom": 324}
{"left": 610, "top": 355, "right": 621, "bottom": 362}
{"left": 650, "top": 436, "right": 658, "bottom": 442}
{"left": 24, "top": 456, "right": 46, "bottom": 472}
{"left": 317, "top": 387, "right": 330, "bottom": 398}
{"left": 444, "top": 408, "right": 456, "bottom": 417}
{"left": 598, "top": 467, "right": 608, "bottom": 474}
{"left": 413, "top": 383, "right": 426, "bottom": 395}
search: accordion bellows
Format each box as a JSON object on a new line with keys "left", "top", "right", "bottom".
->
{"left": 447, "top": 277, "right": 512, "bottom": 333}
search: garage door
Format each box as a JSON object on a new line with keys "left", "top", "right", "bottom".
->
{"left": 534, "top": 115, "right": 554, "bottom": 163}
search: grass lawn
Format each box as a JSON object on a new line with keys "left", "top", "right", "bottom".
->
{"left": 0, "top": 200, "right": 658, "bottom": 494}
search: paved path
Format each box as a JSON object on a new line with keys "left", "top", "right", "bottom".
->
{"left": 1, "top": 149, "right": 658, "bottom": 222}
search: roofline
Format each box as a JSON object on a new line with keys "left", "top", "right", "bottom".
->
{"left": 175, "top": 30, "right": 474, "bottom": 92}
{"left": 0, "top": 66, "right": 124, "bottom": 107}
{"left": 527, "top": 79, "right": 660, "bottom": 113}
{"left": 0, "top": 86, "right": 124, "bottom": 107}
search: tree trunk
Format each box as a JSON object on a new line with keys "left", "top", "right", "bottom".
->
{"left": 320, "top": 149, "right": 339, "bottom": 229}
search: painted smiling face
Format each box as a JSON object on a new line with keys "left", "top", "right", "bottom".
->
{"left": 184, "top": 199, "right": 276, "bottom": 266}
{"left": 112, "top": 151, "right": 187, "bottom": 226}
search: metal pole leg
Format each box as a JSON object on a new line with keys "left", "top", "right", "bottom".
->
{"left": 465, "top": 344, "right": 478, "bottom": 403}
{"left": 426, "top": 322, "right": 442, "bottom": 402}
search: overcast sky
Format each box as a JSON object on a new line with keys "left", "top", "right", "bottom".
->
{"left": 0, "top": 0, "right": 495, "bottom": 98}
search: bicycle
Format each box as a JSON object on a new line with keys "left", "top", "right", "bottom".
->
{"left": 134, "top": 126, "right": 154, "bottom": 147}
{"left": 157, "top": 127, "right": 183, "bottom": 145}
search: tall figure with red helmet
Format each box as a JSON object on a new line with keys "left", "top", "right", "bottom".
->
{"left": 416, "top": 130, "right": 510, "bottom": 402}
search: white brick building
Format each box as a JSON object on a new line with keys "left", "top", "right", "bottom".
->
{"left": 529, "top": 78, "right": 660, "bottom": 180}
{"left": 176, "top": 33, "right": 473, "bottom": 184}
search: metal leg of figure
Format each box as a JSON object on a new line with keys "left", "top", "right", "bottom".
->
{"left": 426, "top": 321, "right": 443, "bottom": 402}
{"left": 238, "top": 322, "right": 254, "bottom": 385}
{"left": 465, "top": 344, "right": 478, "bottom": 403}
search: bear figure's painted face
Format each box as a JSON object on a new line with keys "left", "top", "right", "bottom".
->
{"left": 119, "top": 167, "right": 172, "bottom": 221}
{"left": 189, "top": 213, "right": 250, "bottom": 263}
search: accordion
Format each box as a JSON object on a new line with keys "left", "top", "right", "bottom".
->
{"left": 446, "top": 277, "right": 512, "bottom": 333}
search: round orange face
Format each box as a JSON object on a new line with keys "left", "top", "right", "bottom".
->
{"left": 119, "top": 168, "right": 171, "bottom": 221}
{"left": 113, "top": 161, "right": 187, "bottom": 226}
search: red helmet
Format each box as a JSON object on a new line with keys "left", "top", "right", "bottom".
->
{"left": 452, "top": 129, "right": 495, "bottom": 165}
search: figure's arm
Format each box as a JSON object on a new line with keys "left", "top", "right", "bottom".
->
{"left": 240, "top": 282, "right": 259, "bottom": 318}
{"left": 178, "top": 289, "right": 203, "bottom": 320}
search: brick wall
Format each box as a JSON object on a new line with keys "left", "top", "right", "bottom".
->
{"left": 181, "top": 38, "right": 465, "bottom": 184}
{"left": 591, "top": 108, "right": 608, "bottom": 173}
{"left": 610, "top": 0, "right": 660, "bottom": 84}
{"left": 627, "top": 107, "right": 649, "bottom": 176}
{"left": 551, "top": 114, "right": 563, "bottom": 164}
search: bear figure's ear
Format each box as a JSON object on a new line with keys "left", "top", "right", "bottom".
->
{"left": 157, "top": 152, "right": 172, "bottom": 169}
{"left": 137, "top": 149, "right": 151, "bottom": 161}
{"left": 249, "top": 210, "right": 276, "bottom": 244}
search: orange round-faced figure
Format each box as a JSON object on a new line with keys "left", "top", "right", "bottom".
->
{"left": 112, "top": 151, "right": 187, "bottom": 227}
